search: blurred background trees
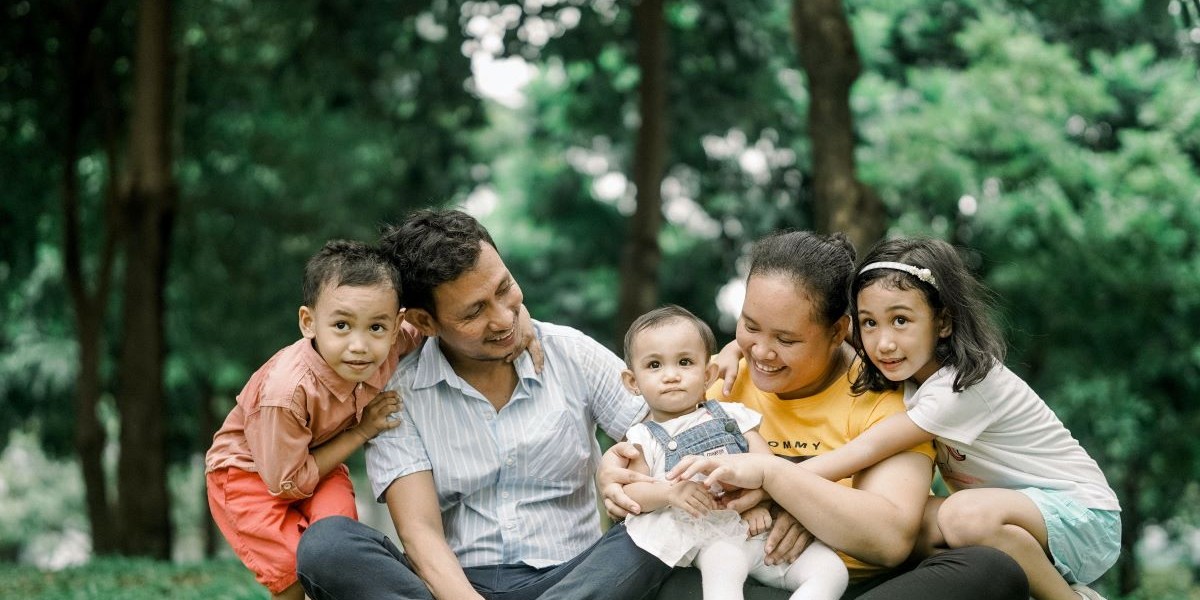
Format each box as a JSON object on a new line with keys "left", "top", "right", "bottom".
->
{"left": 2, "top": 0, "right": 1199, "bottom": 596}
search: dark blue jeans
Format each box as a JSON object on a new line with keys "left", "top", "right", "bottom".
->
{"left": 296, "top": 516, "right": 672, "bottom": 600}
{"left": 654, "top": 546, "right": 1030, "bottom": 600}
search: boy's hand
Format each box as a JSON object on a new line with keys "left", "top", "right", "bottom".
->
{"left": 507, "top": 304, "right": 545, "bottom": 373}
{"left": 712, "top": 340, "right": 743, "bottom": 396}
{"left": 353, "top": 390, "right": 403, "bottom": 441}
{"left": 667, "top": 480, "right": 716, "bottom": 518}
{"left": 740, "top": 504, "right": 773, "bottom": 537}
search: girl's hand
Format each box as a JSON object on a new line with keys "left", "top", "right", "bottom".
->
{"left": 712, "top": 340, "right": 743, "bottom": 396}
{"left": 740, "top": 504, "right": 773, "bottom": 537}
{"left": 667, "top": 480, "right": 717, "bottom": 518}
{"left": 668, "top": 453, "right": 772, "bottom": 492}
{"left": 507, "top": 304, "right": 545, "bottom": 373}
{"left": 598, "top": 442, "right": 655, "bottom": 519}
{"left": 353, "top": 390, "right": 403, "bottom": 441}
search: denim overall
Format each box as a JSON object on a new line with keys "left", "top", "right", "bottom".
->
{"left": 643, "top": 400, "right": 750, "bottom": 471}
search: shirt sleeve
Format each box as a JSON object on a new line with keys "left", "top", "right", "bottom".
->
{"left": 857, "top": 389, "right": 937, "bottom": 462}
{"left": 625, "top": 423, "right": 666, "bottom": 477}
{"left": 575, "top": 335, "right": 649, "bottom": 441}
{"left": 907, "top": 377, "right": 996, "bottom": 446}
{"left": 244, "top": 387, "right": 319, "bottom": 500}
{"left": 365, "top": 396, "right": 433, "bottom": 502}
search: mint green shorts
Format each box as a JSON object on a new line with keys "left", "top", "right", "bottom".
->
{"left": 1019, "top": 487, "right": 1121, "bottom": 585}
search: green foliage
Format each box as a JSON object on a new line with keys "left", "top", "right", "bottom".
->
{"left": 0, "top": 558, "right": 260, "bottom": 599}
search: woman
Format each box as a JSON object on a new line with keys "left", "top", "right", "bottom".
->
{"left": 601, "top": 230, "right": 1029, "bottom": 599}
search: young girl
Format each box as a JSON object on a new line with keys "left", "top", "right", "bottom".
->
{"left": 620, "top": 305, "right": 848, "bottom": 600}
{"left": 799, "top": 237, "right": 1120, "bottom": 600}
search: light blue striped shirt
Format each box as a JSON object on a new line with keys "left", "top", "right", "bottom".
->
{"left": 366, "top": 321, "right": 648, "bottom": 568}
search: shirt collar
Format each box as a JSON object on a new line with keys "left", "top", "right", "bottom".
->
{"left": 410, "top": 326, "right": 544, "bottom": 392}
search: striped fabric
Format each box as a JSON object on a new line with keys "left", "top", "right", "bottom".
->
{"left": 367, "top": 321, "right": 648, "bottom": 568}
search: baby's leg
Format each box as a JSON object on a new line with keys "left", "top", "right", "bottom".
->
{"left": 779, "top": 541, "right": 848, "bottom": 600}
{"left": 694, "top": 536, "right": 753, "bottom": 600}
{"left": 938, "top": 488, "right": 1078, "bottom": 600}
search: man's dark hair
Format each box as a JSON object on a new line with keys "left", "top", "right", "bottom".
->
{"left": 379, "top": 208, "right": 496, "bottom": 315}
{"left": 302, "top": 239, "right": 401, "bottom": 307}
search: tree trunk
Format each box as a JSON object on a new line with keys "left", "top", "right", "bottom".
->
{"left": 113, "top": 0, "right": 176, "bottom": 558}
{"left": 58, "top": 0, "right": 120, "bottom": 555}
{"left": 791, "top": 0, "right": 885, "bottom": 253}
{"left": 617, "top": 0, "right": 668, "bottom": 339}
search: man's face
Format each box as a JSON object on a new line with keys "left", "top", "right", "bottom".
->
{"left": 411, "top": 242, "right": 525, "bottom": 366}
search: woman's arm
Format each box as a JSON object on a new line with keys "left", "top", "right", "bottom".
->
{"left": 800, "top": 412, "right": 935, "bottom": 483}
{"left": 385, "top": 471, "right": 484, "bottom": 600}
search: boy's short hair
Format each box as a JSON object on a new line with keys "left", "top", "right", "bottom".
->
{"left": 378, "top": 208, "right": 497, "bottom": 317}
{"left": 302, "top": 239, "right": 401, "bottom": 308}
{"left": 623, "top": 305, "right": 718, "bottom": 366}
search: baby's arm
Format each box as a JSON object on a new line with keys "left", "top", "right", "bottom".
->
{"left": 623, "top": 450, "right": 717, "bottom": 517}
{"left": 800, "top": 411, "right": 934, "bottom": 482}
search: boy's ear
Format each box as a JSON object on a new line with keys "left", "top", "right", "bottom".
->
{"left": 298, "top": 306, "right": 316, "bottom": 339}
{"left": 406, "top": 308, "right": 439, "bottom": 337}
{"left": 621, "top": 369, "right": 640, "bottom": 395}
{"left": 703, "top": 360, "right": 720, "bottom": 389}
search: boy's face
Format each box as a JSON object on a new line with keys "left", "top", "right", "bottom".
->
{"left": 622, "top": 319, "right": 718, "bottom": 422}
{"left": 299, "top": 282, "right": 402, "bottom": 384}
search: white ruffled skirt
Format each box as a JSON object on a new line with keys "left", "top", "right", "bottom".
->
{"left": 625, "top": 508, "right": 750, "bottom": 567}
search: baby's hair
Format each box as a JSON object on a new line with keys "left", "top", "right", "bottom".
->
{"left": 302, "top": 239, "right": 401, "bottom": 308}
{"left": 379, "top": 208, "right": 497, "bottom": 317}
{"left": 850, "top": 237, "right": 1005, "bottom": 393}
{"left": 623, "top": 305, "right": 717, "bottom": 367}
{"left": 748, "top": 230, "right": 858, "bottom": 327}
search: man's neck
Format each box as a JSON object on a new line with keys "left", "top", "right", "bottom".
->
{"left": 442, "top": 346, "right": 518, "bottom": 412}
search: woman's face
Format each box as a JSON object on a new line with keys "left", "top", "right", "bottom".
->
{"left": 735, "top": 272, "right": 847, "bottom": 399}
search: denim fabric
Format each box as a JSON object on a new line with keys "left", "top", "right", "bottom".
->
{"left": 643, "top": 400, "right": 749, "bottom": 471}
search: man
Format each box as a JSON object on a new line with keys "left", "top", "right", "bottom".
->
{"left": 295, "top": 209, "right": 671, "bottom": 600}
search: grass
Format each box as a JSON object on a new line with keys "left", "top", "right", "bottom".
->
{"left": 0, "top": 558, "right": 263, "bottom": 599}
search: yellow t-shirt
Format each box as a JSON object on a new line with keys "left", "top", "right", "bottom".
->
{"left": 708, "top": 358, "right": 936, "bottom": 577}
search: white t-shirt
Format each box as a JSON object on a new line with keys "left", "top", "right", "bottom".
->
{"left": 626, "top": 401, "right": 763, "bottom": 477}
{"left": 905, "top": 365, "right": 1119, "bottom": 511}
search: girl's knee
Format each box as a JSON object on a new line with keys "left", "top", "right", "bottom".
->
{"left": 937, "top": 495, "right": 1000, "bottom": 546}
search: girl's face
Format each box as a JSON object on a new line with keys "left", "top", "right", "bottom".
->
{"left": 856, "top": 281, "right": 950, "bottom": 385}
{"left": 736, "top": 273, "right": 849, "bottom": 399}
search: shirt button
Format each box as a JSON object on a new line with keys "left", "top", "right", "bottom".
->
{"left": 506, "top": 458, "right": 515, "bottom": 466}
{"left": 505, "top": 522, "right": 516, "bottom": 530}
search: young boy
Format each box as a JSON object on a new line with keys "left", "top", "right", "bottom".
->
{"left": 620, "top": 305, "right": 848, "bottom": 600}
{"left": 205, "top": 239, "right": 419, "bottom": 600}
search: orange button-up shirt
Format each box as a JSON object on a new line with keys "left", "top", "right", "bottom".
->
{"left": 205, "top": 323, "right": 421, "bottom": 500}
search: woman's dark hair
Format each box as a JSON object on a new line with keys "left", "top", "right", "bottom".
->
{"left": 747, "top": 230, "right": 858, "bottom": 327}
{"left": 378, "top": 208, "right": 496, "bottom": 316}
{"left": 302, "top": 239, "right": 400, "bottom": 308}
{"left": 850, "top": 237, "right": 1006, "bottom": 394}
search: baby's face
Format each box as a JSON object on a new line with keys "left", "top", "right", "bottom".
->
{"left": 300, "top": 283, "right": 401, "bottom": 383}
{"left": 626, "top": 319, "right": 713, "bottom": 422}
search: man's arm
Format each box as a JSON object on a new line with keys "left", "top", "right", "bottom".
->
{"left": 384, "top": 471, "right": 483, "bottom": 600}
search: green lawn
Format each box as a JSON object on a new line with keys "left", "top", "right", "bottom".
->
{"left": 0, "top": 558, "right": 262, "bottom": 599}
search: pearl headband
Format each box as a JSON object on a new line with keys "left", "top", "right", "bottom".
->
{"left": 858, "top": 261, "right": 938, "bottom": 289}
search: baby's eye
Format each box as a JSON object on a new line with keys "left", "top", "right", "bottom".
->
{"left": 647, "top": 360, "right": 662, "bottom": 369}
{"left": 680, "top": 358, "right": 694, "bottom": 366}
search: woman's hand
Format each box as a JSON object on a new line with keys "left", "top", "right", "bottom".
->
{"left": 763, "top": 509, "right": 813, "bottom": 566}
{"left": 712, "top": 340, "right": 744, "bottom": 396}
{"left": 508, "top": 304, "right": 545, "bottom": 373}
{"left": 598, "top": 442, "right": 655, "bottom": 520}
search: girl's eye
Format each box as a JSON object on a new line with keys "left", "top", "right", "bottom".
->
{"left": 860, "top": 318, "right": 876, "bottom": 329}
{"left": 894, "top": 317, "right": 908, "bottom": 326}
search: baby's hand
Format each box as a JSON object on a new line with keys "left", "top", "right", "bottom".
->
{"left": 354, "top": 390, "right": 403, "bottom": 441}
{"left": 741, "top": 505, "right": 773, "bottom": 537}
{"left": 667, "top": 480, "right": 717, "bottom": 518}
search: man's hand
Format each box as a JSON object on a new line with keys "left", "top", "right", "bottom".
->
{"left": 666, "top": 480, "right": 717, "bottom": 518}
{"left": 352, "top": 391, "right": 403, "bottom": 441}
{"left": 598, "top": 442, "right": 655, "bottom": 519}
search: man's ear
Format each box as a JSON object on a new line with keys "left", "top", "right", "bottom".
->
{"left": 406, "top": 308, "right": 439, "bottom": 337}
{"left": 703, "top": 361, "right": 720, "bottom": 388}
{"left": 298, "top": 306, "right": 316, "bottom": 339}
{"left": 389, "top": 308, "right": 407, "bottom": 342}
{"left": 621, "top": 369, "right": 640, "bottom": 395}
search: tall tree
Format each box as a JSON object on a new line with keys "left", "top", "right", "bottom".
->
{"left": 113, "top": 0, "right": 175, "bottom": 557}
{"left": 617, "top": 0, "right": 668, "bottom": 338}
{"left": 791, "top": 0, "right": 885, "bottom": 250}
